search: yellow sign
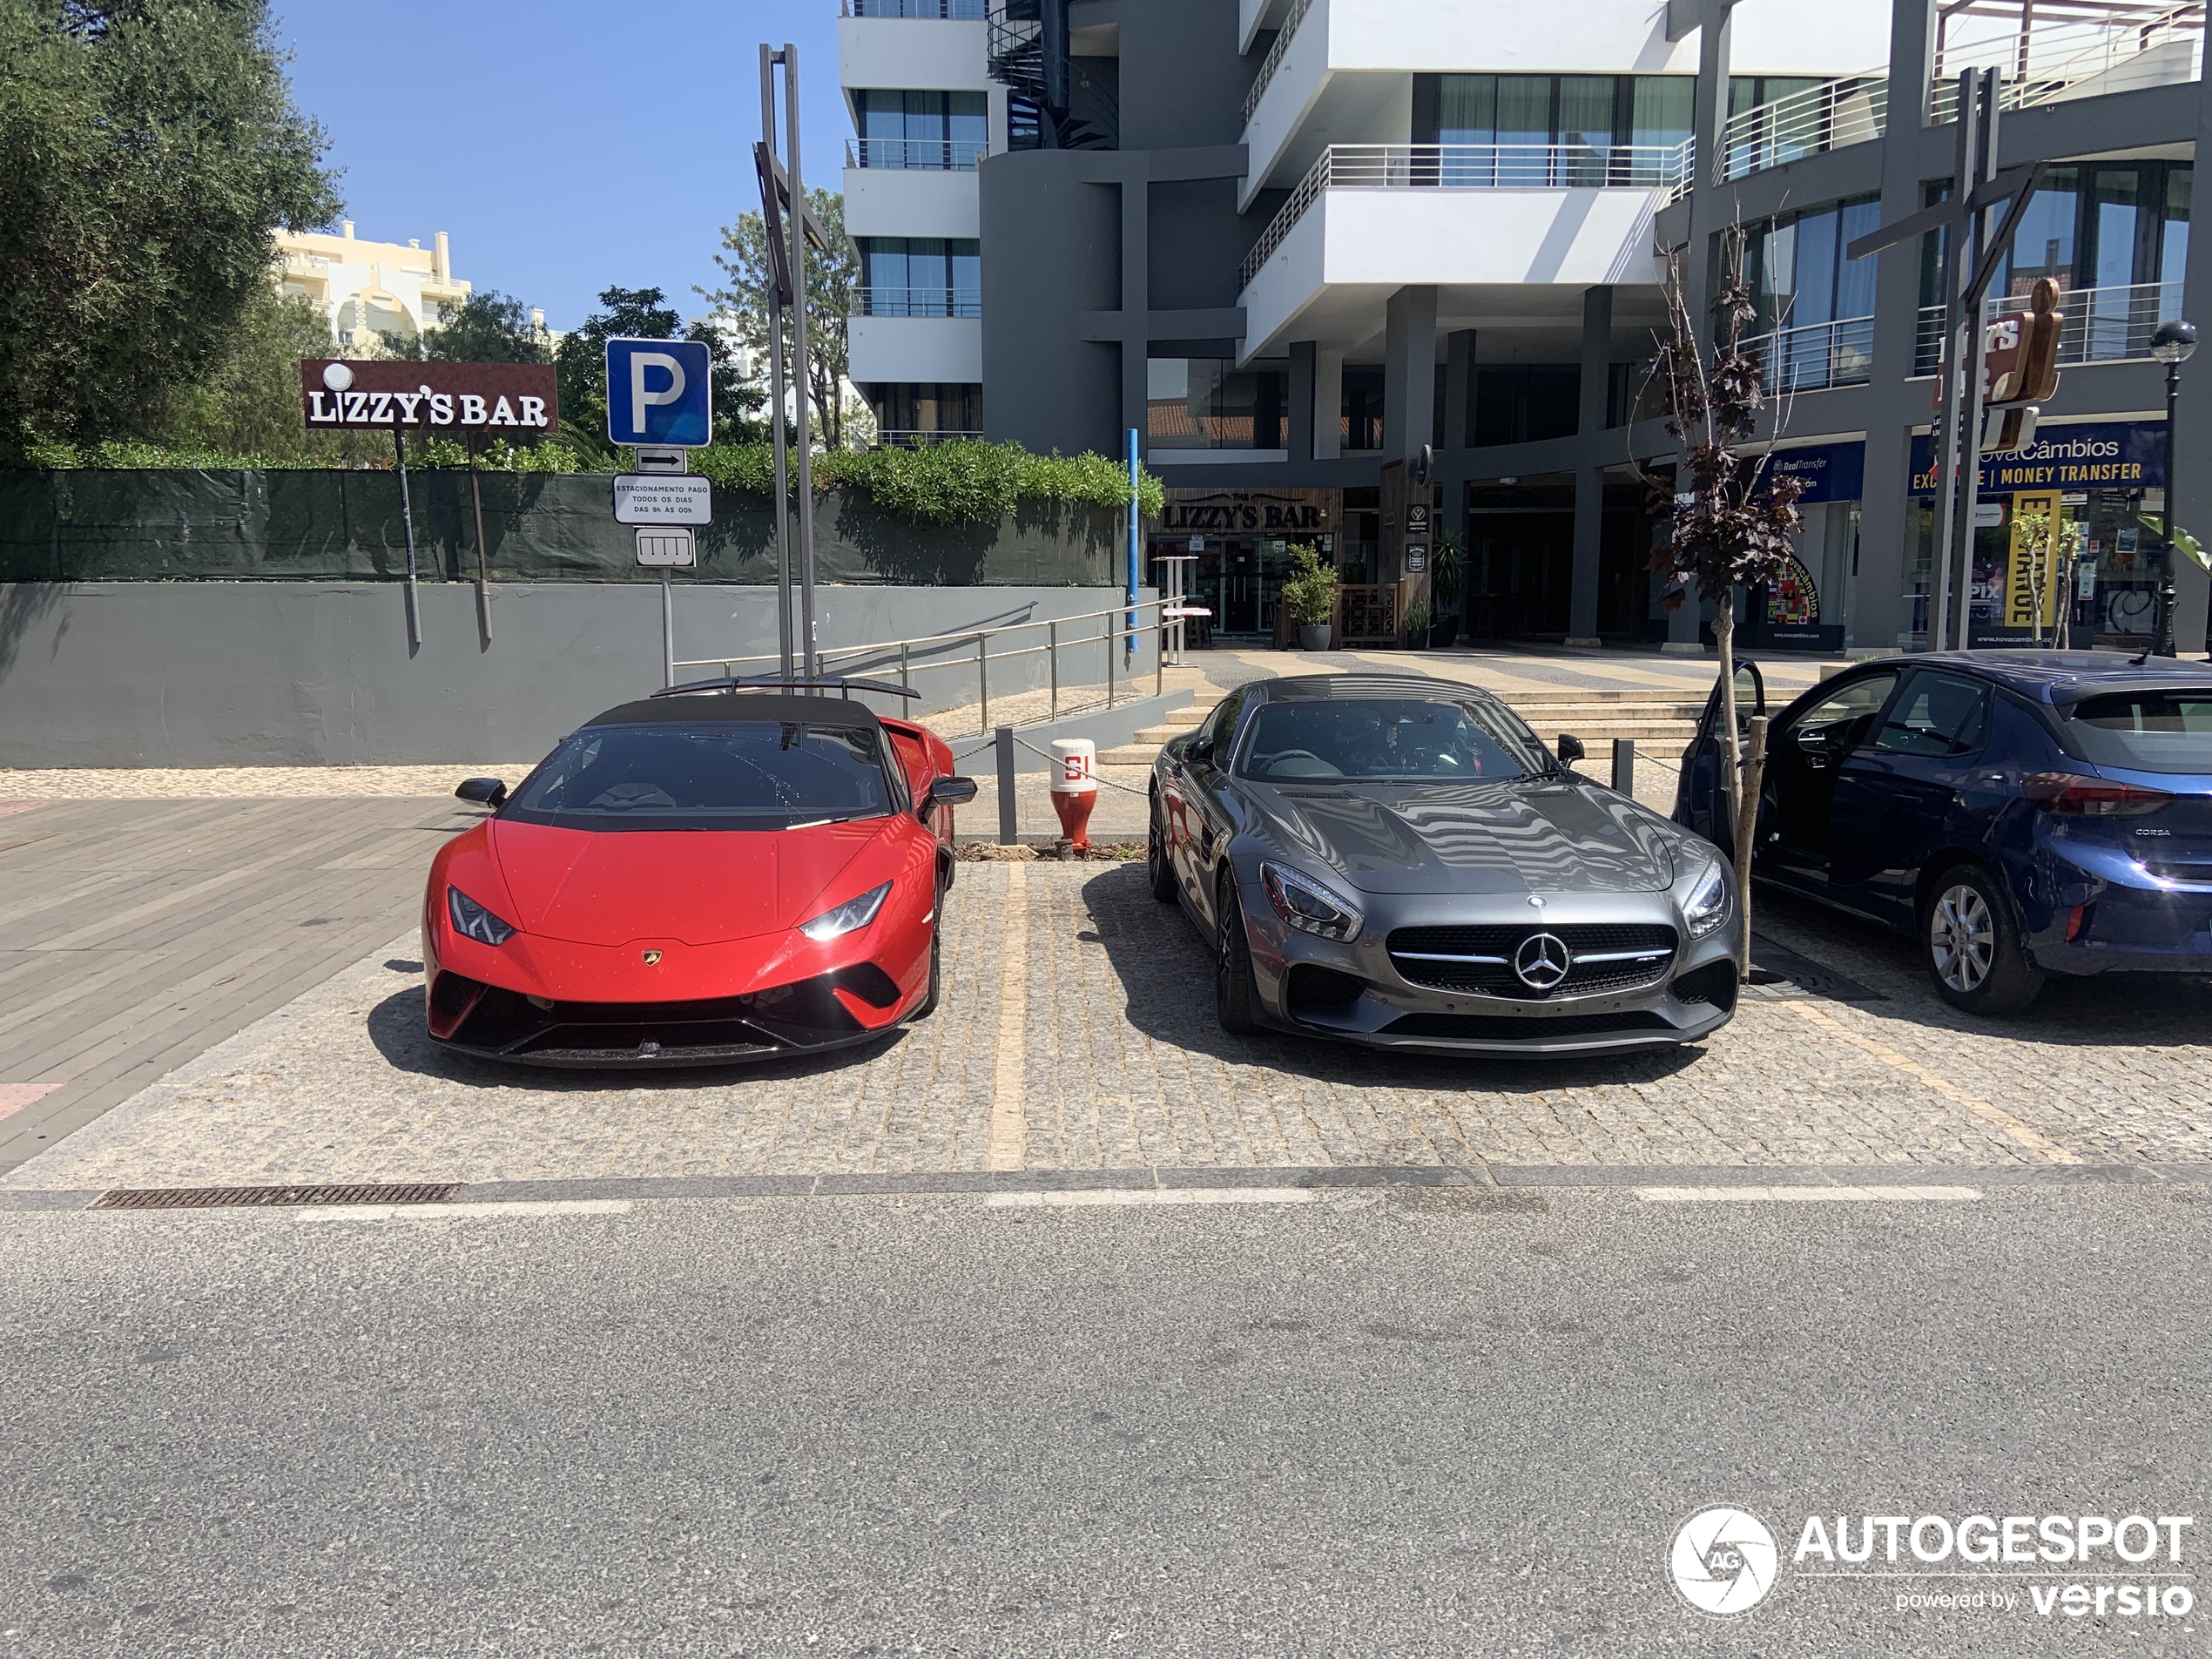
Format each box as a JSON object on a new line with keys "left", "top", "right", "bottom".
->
{"left": 2005, "top": 491, "right": 2065, "bottom": 631}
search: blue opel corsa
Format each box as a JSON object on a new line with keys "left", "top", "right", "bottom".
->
{"left": 1676, "top": 651, "right": 2212, "bottom": 1015}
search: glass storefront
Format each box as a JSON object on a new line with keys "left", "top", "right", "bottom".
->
{"left": 1150, "top": 489, "right": 1345, "bottom": 639}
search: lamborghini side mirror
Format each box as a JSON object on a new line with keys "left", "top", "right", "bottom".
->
{"left": 1556, "top": 733, "right": 1587, "bottom": 765}
{"left": 921, "top": 775, "right": 977, "bottom": 817}
{"left": 455, "top": 777, "right": 508, "bottom": 806}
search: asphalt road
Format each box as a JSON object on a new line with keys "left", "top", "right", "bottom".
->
{"left": 3, "top": 1183, "right": 2207, "bottom": 1658}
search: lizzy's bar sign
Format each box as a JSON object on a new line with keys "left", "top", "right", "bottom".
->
{"left": 300, "top": 360, "right": 560, "bottom": 432}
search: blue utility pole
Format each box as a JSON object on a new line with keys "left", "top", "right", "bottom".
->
{"left": 1126, "top": 427, "right": 1140, "bottom": 663}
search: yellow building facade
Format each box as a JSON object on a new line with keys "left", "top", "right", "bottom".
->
{"left": 276, "top": 221, "right": 528, "bottom": 347}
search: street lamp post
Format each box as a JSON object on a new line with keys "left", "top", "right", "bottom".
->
{"left": 2149, "top": 319, "right": 2197, "bottom": 659}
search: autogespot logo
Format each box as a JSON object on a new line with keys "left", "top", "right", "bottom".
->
{"left": 1671, "top": 1507, "right": 1780, "bottom": 1615}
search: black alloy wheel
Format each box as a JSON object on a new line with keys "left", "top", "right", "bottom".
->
{"left": 1215, "top": 869, "right": 1259, "bottom": 1034}
{"left": 1922, "top": 860, "right": 2044, "bottom": 1015}
{"left": 1148, "top": 794, "right": 1178, "bottom": 903}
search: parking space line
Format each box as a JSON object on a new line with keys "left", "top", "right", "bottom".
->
{"left": 1638, "top": 1185, "right": 1982, "bottom": 1203}
{"left": 985, "top": 1188, "right": 1318, "bottom": 1209}
{"left": 1776, "top": 999, "right": 2084, "bottom": 1164}
{"left": 987, "top": 862, "right": 1029, "bottom": 1172}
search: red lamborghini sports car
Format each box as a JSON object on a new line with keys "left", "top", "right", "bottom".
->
{"left": 421, "top": 689, "right": 975, "bottom": 1066}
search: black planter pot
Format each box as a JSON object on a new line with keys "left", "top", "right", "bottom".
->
{"left": 1429, "top": 616, "right": 1460, "bottom": 649}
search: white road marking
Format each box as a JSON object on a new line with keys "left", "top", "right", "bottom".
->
{"left": 986, "top": 1187, "right": 1318, "bottom": 1209}
{"left": 1637, "top": 1185, "right": 1982, "bottom": 1204}
{"left": 289, "top": 1200, "right": 633, "bottom": 1222}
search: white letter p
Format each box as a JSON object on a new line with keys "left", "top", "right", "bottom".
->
{"left": 629, "top": 351, "right": 685, "bottom": 435}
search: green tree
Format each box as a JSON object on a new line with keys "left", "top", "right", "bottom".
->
{"left": 0, "top": 0, "right": 341, "bottom": 458}
{"left": 418, "top": 290, "right": 553, "bottom": 364}
{"left": 701, "top": 188, "right": 859, "bottom": 449}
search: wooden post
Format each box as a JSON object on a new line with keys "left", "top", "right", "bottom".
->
{"left": 1734, "top": 714, "right": 1770, "bottom": 979}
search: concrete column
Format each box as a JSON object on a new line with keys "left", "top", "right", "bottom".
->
{"left": 1566, "top": 288, "right": 1614, "bottom": 645}
{"left": 1288, "top": 341, "right": 1317, "bottom": 462}
{"left": 1685, "top": 3, "right": 1736, "bottom": 331}
{"left": 2174, "top": 44, "right": 2212, "bottom": 651}
{"left": 1442, "top": 329, "right": 1475, "bottom": 450}
{"left": 1383, "top": 285, "right": 1440, "bottom": 457}
{"left": 1854, "top": 0, "right": 1940, "bottom": 653}
{"left": 1314, "top": 350, "right": 1344, "bottom": 459}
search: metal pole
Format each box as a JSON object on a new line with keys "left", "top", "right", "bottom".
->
{"left": 995, "top": 725, "right": 1017, "bottom": 845}
{"left": 660, "top": 567, "right": 675, "bottom": 688}
{"left": 785, "top": 41, "right": 819, "bottom": 680}
{"left": 1157, "top": 604, "right": 1164, "bottom": 696}
{"left": 900, "top": 640, "right": 910, "bottom": 695}
{"left": 1105, "top": 616, "right": 1115, "bottom": 708}
{"left": 394, "top": 426, "right": 421, "bottom": 653}
{"left": 2157, "top": 359, "right": 2182, "bottom": 655}
{"left": 1950, "top": 68, "right": 2001, "bottom": 655}
{"left": 977, "top": 632, "right": 988, "bottom": 732}
{"left": 1929, "top": 70, "right": 1979, "bottom": 654}
{"left": 1612, "top": 737, "right": 1635, "bottom": 797}
{"left": 762, "top": 46, "right": 794, "bottom": 681}
{"left": 468, "top": 433, "right": 491, "bottom": 648}
{"left": 1048, "top": 619, "right": 1058, "bottom": 719}
{"left": 1124, "top": 427, "right": 1140, "bottom": 664}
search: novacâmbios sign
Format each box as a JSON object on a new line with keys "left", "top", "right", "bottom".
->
{"left": 299, "top": 360, "right": 560, "bottom": 432}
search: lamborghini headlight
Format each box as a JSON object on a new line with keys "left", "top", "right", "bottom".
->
{"left": 1259, "top": 861, "right": 1362, "bottom": 941}
{"left": 1681, "top": 855, "right": 1731, "bottom": 940}
{"left": 799, "top": 880, "right": 892, "bottom": 943}
{"left": 447, "top": 886, "right": 517, "bottom": 946}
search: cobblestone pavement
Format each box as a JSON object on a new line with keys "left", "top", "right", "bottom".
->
{"left": 9, "top": 860, "right": 2207, "bottom": 1195}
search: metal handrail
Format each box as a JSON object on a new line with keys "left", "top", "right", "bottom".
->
{"left": 1241, "top": 0, "right": 1315, "bottom": 129}
{"left": 1239, "top": 141, "right": 1694, "bottom": 290}
{"left": 1743, "top": 314, "right": 1877, "bottom": 394}
{"left": 1912, "top": 279, "right": 2186, "bottom": 374}
{"left": 1723, "top": 75, "right": 1887, "bottom": 179}
{"left": 845, "top": 0, "right": 987, "bottom": 17}
{"left": 854, "top": 285, "right": 982, "bottom": 318}
{"left": 1929, "top": 4, "right": 2203, "bottom": 121}
{"left": 672, "top": 596, "right": 1175, "bottom": 732}
{"left": 844, "top": 138, "right": 987, "bottom": 170}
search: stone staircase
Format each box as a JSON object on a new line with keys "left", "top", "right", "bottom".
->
{"left": 1096, "top": 679, "right": 1703, "bottom": 768}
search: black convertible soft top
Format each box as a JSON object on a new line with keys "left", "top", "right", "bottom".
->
{"left": 581, "top": 693, "right": 885, "bottom": 729}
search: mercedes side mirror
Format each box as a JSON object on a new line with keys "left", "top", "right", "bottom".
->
{"left": 1556, "top": 733, "right": 1587, "bottom": 766}
{"left": 1187, "top": 735, "right": 1215, "bottom": 765}
{"left": 455, "top": 777, "right": 508, "bottom": 806}
{"left": 921, "top": 775, "right": 978, "bottom": 817}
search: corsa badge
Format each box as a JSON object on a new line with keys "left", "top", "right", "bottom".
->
{"left": 641, "top": 950, "right": 663, "bottom": 966}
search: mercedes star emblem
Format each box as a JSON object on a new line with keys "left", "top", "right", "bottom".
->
{"left": 1513, "top": 932, "right": 1573, "bottom": 992}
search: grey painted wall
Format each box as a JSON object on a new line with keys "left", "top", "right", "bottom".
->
{"left": 979, "top": 152, "right": 1124, "bottom": 457}
{"left": 0, "top": 583, "right": 1157, "bottom": 768}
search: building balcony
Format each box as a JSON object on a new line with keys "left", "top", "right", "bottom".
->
{"left": 845, "top": 0, "right": 984, "bottom": 17}
{"left": 846, "top": 137, "right": 985, "bottom": 170}
{"left": 842, "top": 163, "right": 980, "bottom": 239}
{"left": 837, "top": 10, "right": 992, "bottom": 98}
{"left": 848, "top": 314, "right": 984, "bottom": 384}
{"left": 1912, "top": 280, "right": 2187, "bottom": 375}
{"left": 1744, "top": 314, "right": 1876, "bottom": 395}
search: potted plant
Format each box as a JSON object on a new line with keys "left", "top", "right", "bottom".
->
{"left": 1280, "top": 542, "right": 1339, "bottom": 650}
{"left": 1403, "top": 597, "right": 1431, "bottom": 650}
{"left": 1429, "top": 533, "right": 1465, "bottom": 648}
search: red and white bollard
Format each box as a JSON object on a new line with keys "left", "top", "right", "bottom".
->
{"left": 1049, "top": 737, "right": 1099, "bottom": 853}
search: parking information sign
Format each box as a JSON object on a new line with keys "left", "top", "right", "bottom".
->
{"left": 636, "top": 527, "right": 697, "bottom": 568}
{"left": 604, "top": 337, "right": 712, "bottom": 448}
{"left": 613, "top": 475, "right": 712, "bottom": 525}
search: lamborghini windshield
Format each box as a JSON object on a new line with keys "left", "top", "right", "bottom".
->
{"left": 503, "top": 722, "right": 895, "bottom": 830}
{"left": 1238, "top": 698, "right": 1554, "bottom": 783}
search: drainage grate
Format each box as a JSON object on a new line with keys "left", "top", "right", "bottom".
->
{"left": 92, "top": 1183, "right": 463, "bottom": 1211}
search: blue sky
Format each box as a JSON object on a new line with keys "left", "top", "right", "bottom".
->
{"left": 272, "top": 2, "right": 847, "bottom": 332}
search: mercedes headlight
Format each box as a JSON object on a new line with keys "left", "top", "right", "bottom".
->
{"left": 1681, "top": 855, "right": 1731, "bottom": 940}
{"left": 448, "top": 886, "right": 517, "bottom": 946}
{"left": 1259, "top": 861, "right": 1363, "bottom": 941}
{"left": 800, "top": 880, "right": 891, "bottom": 942}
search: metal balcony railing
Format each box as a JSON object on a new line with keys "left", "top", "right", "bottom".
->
{"left": 845, "top": 138, "right": 987, "bottom": 171}
{"left": 1744, "top": 315, "right": 1877, "bottom": 394}
{"left": 1928, "top": 4, "right": 2203, "bottom": 121}
{"left": 856, "top": 286, "right": 982, "bottom": 319}
{"left": 1912, "top": 280, "right": 2186, "bottom": 374}
{"left": 870, "top": 428, "right": 986, "bottom": 448}
{"left": 844, "top": 0, "right": 987, "bottom": 17}
{"left": 1723, "top": 76, "right": 1887, "bottom": 179}
{"left": 1240, "top": 0, "right": 1315, "bottom": 129}
{"left": 1238, "top": 141, "right": 1694, "bottom": 290}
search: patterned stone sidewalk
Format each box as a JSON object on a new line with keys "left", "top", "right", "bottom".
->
{"left": 9, "top": 860, "right": 2208, "bottom": 1195}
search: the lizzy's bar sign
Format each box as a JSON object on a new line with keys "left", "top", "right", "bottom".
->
{"left": 299, "top": 359, "right": 560, "bottom": 432}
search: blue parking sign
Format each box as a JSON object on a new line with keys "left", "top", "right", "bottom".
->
{"left": 605, "top": 336, "right": 712, "bottom": 448}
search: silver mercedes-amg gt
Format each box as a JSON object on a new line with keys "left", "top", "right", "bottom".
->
{"left": 1146, "top": 673, "right": 1741, "bottom": 1055}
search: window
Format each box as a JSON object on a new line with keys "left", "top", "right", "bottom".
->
{"left": 1340, "top": 366, "right": 1385, "bottom": 452}
{"left": 1474, "top": 366, "right": 1579, "bottom": 447}
{"left": 1146, "top": 360, "right": 1286, "bottom": 451}
{"left": 2063, "top": 689, "right": 2212, "bottom": 774}
{"left": 1872, "top": 673, "right": 1992, "bottom": 758}
{"left": 1421, "top": 75, "right": 1694, "bottom": 185}
{"left": 858, "top": 238, "right": 981, "bottom": 317}
{"left": 1790, "top": 672, "right": 1898, "bottom": 753}
{"left": 1239, "top": 698, "right": 1553, "bottom": 783}
{"left": 868, "top": 383, "right": 982, "bottom": 440}
{"left": 854, "top": 90, "right": 987, "bottom": 169}
{"left": 506, "top": 723, "right": 894, "bottom": 832}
